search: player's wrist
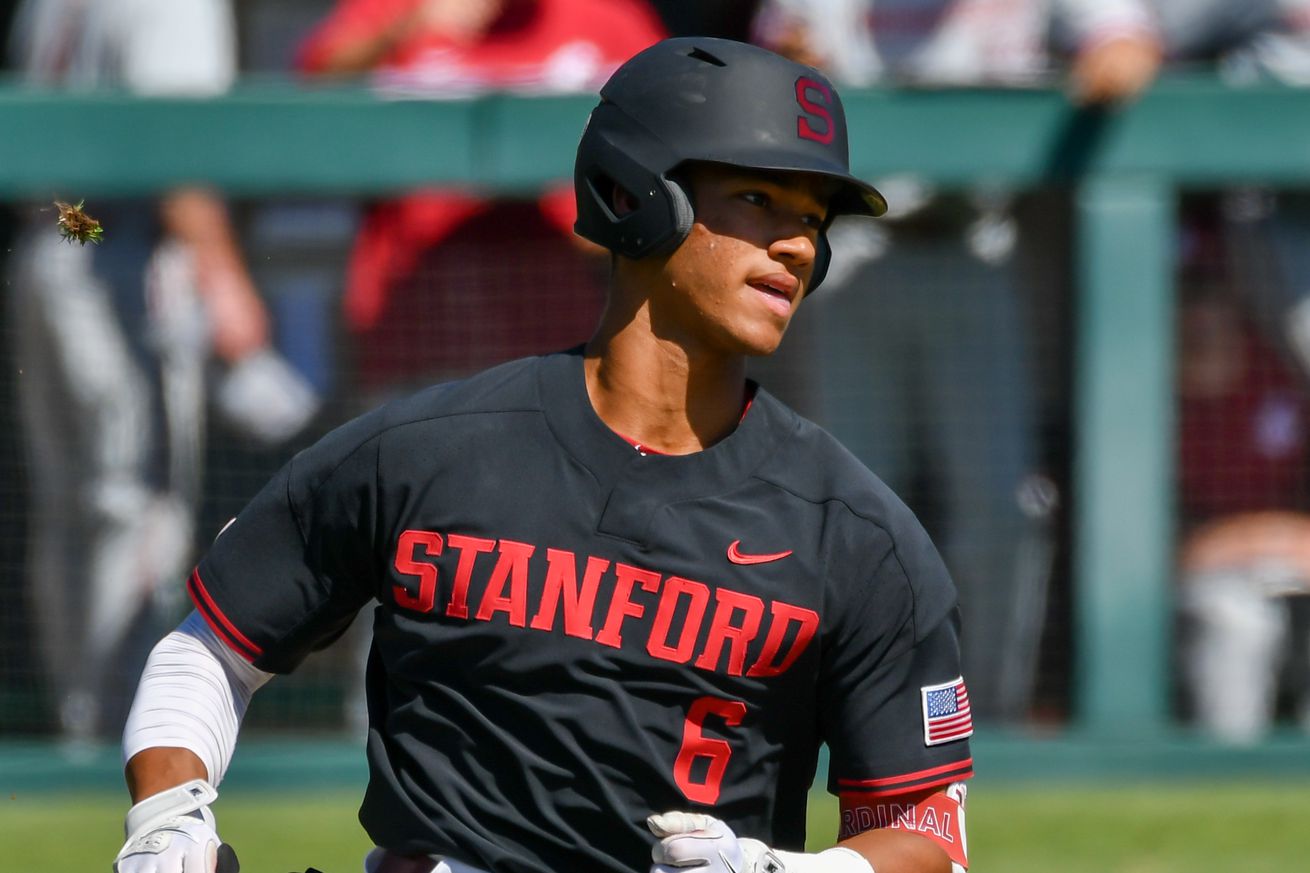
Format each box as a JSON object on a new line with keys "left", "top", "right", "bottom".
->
{"left": 124, "top": 778, "right": 218, "bottom": 837}
{"left": 768, "top": 846, "right": 874, "bottom": 873}
{"left": 115, "top": 779, "right": 238, "bottom": 873}
{"left": 648, "top": 812, "right": 874, "bottom": 873}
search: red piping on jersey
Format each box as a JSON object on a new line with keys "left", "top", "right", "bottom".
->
{"left": 616, "top": 433, "right": 667, "bottom": 455}
{"left": 837, "top": 757, "right": 974, "bottom": 796}
{"left": 187, "top": 569, "right": 264, "bottom": 662}
{"left": 615, "top": 385, "right": 757, "bottom": 455}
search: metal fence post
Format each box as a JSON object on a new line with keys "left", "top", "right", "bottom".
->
{"left": 1073, "top": 174, "right": 1176, "bottom": 736}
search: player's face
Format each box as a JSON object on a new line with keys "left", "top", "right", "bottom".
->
{"left": 650, "top": 164, "right": 829, "bottom": 357}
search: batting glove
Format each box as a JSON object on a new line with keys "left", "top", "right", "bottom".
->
{"left": 647, "top": 811, "right": 781, "bottom": 873}
{"left": 114, "top": 779, "right": 239, "bottom": 873}
{"left": 647, "top": 812, "right": 873, "bottom": 873}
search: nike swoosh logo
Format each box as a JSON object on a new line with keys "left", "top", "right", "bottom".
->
{"left": 727, "top": 540, "right": 793, "bottom": 565}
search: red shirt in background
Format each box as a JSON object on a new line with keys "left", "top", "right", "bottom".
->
{"left": 1178, "top": 331, "right": 1310, "bottom": 525}
{"left": 297, "top": 0, "right": 665, "bottom": 388}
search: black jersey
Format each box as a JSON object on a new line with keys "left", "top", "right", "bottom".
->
{"left": 193, "top": 349, "right": 972, "bottom": 873}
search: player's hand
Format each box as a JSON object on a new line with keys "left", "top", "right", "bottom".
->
{"left": 647, "top": 811, "right": 780, "bottom": 873}
{"left": 114, "top": 779, "right": 239, "bottom": 872}
{"left": 766, "top": 22, "right": 827, "bottom": 71}
{"left": 412, "top": 0, "right": 504, "bottom": 44}
{"left": 113, "top": 816, "right": 237, "bottom": 872}
{"left": 1069, "top": 34, "right": 1161, "bottom": 106}
{"left": 200, "top": 264, "right": 271, "bottom": 365}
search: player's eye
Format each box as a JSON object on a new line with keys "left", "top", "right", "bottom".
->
{"left": 801, "top": 212, "right": 824, "bottom": 229}
{"left": 741, "top": 190, "right": 770, "bottom": 208}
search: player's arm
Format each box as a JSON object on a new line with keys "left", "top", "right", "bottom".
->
{"left": 296, "top": 7, "right": 418, "bottom": 76}
{"left": 115, "top": 611, "right": 273, "bottom": 873}
{"left": 158, "top": 187, "right": 270, "bottom": 364}
{"left": 750, "top": 0, "right": 831, "bottom": 72}
{"left": 113, "top": 384, "right": 381, "bottom": 872}
{"left": 834, "top": 781, "right": 969, "bottom": 873}
{"left": 124, "top": 0, "right": 267, "bottom": 368}
{"left": 647, "top": 785, "right": 963, "bottom": 873}
{"left": 126, "top": 747, "right": 208, "bottom": 801}
{"left": 833, "top": 815, "right": 956, "bottom": 873}
{"left": 296, "top": 0, "right": 496, "bottom": 77}
{"left": 1054, "top": 0, "right": 1161, "bottom": 104}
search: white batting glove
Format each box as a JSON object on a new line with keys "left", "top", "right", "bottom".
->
{"left": 647, "top": 811, "right": 783, "bottom": 873}
{"left": 114, "top": 779, "right": 238, "bottom": 873}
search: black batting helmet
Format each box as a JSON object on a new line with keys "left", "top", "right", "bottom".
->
{"left": 574, "top": 37, "right": 886, "bottom": 292}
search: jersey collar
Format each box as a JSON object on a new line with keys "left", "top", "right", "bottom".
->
{"left": 537, "top": 349, "right": 796, "bottom": 540}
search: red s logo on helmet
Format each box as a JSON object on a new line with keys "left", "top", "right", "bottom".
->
{"left": 795, "top": 77, "right": 835, "bottom": 145}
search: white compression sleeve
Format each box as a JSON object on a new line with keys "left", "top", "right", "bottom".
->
{"left": 123, "top": 610, "right": 272, "bottom": 785}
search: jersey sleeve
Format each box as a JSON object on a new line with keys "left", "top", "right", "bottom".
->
{"left": 820, "top": 520, "right": 974, "bottom": 798}
{"left": 190, "top": 409, "right": 386, "bottom": 673}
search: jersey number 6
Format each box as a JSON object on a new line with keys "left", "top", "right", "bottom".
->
{"left": 674, "top": 696, "right": 747, "bottom": 804}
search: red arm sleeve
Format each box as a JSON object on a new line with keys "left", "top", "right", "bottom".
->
{"left": 840, "top": 783, "right": 970, "bottom": 869}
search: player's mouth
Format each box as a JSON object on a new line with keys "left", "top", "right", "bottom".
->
{"left": 747, "top": 272, "right": 799, "bottom": 317}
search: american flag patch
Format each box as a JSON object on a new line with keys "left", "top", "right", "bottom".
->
{"left": 921, "top": 677, "right": 973, "bottom": 746}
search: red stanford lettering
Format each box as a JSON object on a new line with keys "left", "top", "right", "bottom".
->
{"left": 693, "top": 589, "right": 764, "bottom": 676}
{"left": 596, "top": 563, "right": 661, "bottom": 648}
{"left": 747, "top": 601, "right": 820, "bottom": 677}
{"left": 529, "top": 548, "right": 610, "bottom": 638}
{"left": 475, "top": 539, "right": 535, "bottom": 627}
{"left": 393, "top": 530, "right": 443, "bottom": 612}
{"left": 647, "top": 576, "right": 711, "bottom": 663}
{"left": 389, "top": 531, "right": 820, "bottom": 678}
{"left": 444, "top": 533, "right": 495, "bottom": 618}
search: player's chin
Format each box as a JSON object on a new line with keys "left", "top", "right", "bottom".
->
{"left": 731, "top": 318, "right": 790, "bottom": 357}
{"left": 715, "top": 294, "right": 795, "bottom": 355}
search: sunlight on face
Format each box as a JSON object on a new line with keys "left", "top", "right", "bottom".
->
{"left": 645, "top": 163, "right": 833, "bottom": 358}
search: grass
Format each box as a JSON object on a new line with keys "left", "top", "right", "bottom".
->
{"left": 962, "top": 782, "right": 1310, "bottom": 873}
{"left": 818, "top": 782, "right": 1310, "bottom": 872}
{"left": 8, "top": 781, "right": 1310, "bottom": 872}
{"left": 5, "top": 789, "right": 373, "bottom": 873}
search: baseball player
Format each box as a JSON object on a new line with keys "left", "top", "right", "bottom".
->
{"left": 114, "top": 37, "right": 973, "bottom": 873}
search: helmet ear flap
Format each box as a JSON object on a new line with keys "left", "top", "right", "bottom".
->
{"left": 662, "top": 175, "right": 695, "bottom": 252}
{"left": 809, "top": 233, "right": 832, "bottom": 294}
{"left": 574, "top": 106, "right": 691, "bottom": 259}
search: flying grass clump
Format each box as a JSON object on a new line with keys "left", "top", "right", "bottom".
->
{"left": 55, "top": 200, "right": 105, "bottom": 246}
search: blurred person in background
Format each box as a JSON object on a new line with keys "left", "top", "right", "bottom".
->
{"left": 1148, "top": 0, "right": 1310, "bottom": 384}
{"left": 295, "top": 0, "right": 666, "bottom": 402}
{"left": 1175, "top": 270, "right": 1310, "bottom": 744}
{"left": 1147, "top": 1, "right": 1310, "bottom": 743}
{"left": 1150, "top": 1, "right": 1310, "bottom": 84}
{"left": 750, "top": 0, "right": 1161, "bottom": 723}
{"left": 642, "top": 0, "right": 764, "bottom": 42}
{"left": 5, "top": 0, "right": 315, "bottom": 744}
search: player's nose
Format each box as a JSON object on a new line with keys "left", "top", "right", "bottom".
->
{"left": 768, "top": 228, "right": 817, "bottom": 269}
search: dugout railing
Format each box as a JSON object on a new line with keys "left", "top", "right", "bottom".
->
{"left": 3, "top": 77, "right": 1310, "bottom": 780}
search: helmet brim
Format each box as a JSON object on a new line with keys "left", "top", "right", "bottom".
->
{"left": 674, "top": 153, "right": 887, "bottom": 219}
